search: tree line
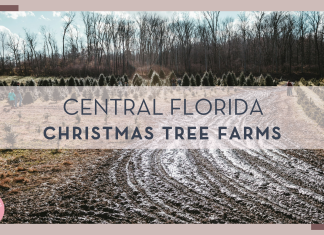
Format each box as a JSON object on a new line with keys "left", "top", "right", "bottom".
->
{"left": 0, "top": 11, "right": 324, "bottom": 79}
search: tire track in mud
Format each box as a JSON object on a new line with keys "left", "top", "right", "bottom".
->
{"left": 2, "top": 149, "right": 324, "bottom": 224}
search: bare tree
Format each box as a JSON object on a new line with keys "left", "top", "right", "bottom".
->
{"left": 307, "top": 11, "right": 323, "bottom": 77}
{"left": 203, "top": 11, "right": 220, "bottom": 70}
{"left": 0, "top": 31, "right": 7, "bottom": 71}
{"left": 62, "top": 12, "right": 76, "bottom": 62}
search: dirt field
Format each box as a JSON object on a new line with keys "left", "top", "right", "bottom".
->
{"left": 0, "top": 149, "right": 323, "bottom": 224}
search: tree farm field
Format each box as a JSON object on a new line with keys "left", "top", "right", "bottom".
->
{"left": 0, "top": 84, "right": 324, "bottom": 224}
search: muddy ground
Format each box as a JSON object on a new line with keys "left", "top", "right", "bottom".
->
{"left": 1, "top": 149, "right": 324, "bottom": 224}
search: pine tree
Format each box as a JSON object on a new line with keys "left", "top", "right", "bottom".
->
{"left": 42, "top": 79, "right": 49, "bottom": 86}
{"left": 190, "top": 75, "right": 196, "bottom": 86}
{"left": 265, "top": 74, "right": 274, "bottom": 86}
{"left": 159, "top": 69, "right": 166, "bottom": 79}
{"left": 99, "top": 73, "right": 106, "bottom": 86}
{"left": 201, "top": 72, "right": 210, "bottom": 86}
{"left": 239, "top": 72, "right": 245, "bottom": 86}
{"left": 79, "top": 79, "right": 84, "bottom": 86}
{"left": 151, "top": 73, "right": 162, "bottom": 86}
{"left": 124, "top": 74, "right": 128, "bottom": 85}
{"left": 92, "top": 80, "right": 98, "bottom": 86}
{"left": 148, "top": 68, "right": 154, "bottom": 78}
{"left": 68, "top": 76, "right": 75, "bottom": 86}
{"left": 106, "top": 76, "right": 110, "bottom": 85}
{"left": 132, "top": 74, "right": 143, "bottom": 86}
{"left": 59, "top": 78, "right": 66, "bottom": 86}
{"left": 109, "top": 75, "right": 117, "bottom": 86}
{"left": 120, "top": 76, "right": 125, "bottom": 86}
{"left": 182, "top": 73, "right": 190, "bottom": 86}
{"left": 195, "top": 73, "right": 201, "bottom": 86}
{"left": 168, "top": 71, "right": 177, "bottom": 86}
{"left": 231, "top": 72, "right": 237, "bottom": 85}
{"left": 28, "top": 80, "right": 35, "bottom": 86}
{"left": 246, "top": 73, "right": 254, "bottom": 86}
{"left": 208, "top": 71, "right": 215, "bottom": 86}
{"left": 226, "top": 72, "right": 235, "bottom": 86}
{"left": 85, "top": 78, "right": 91, "bottom": 86}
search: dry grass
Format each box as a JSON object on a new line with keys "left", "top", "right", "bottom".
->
{"left": 0, "top": 149, "right": 113, "bottom": 194}
{"left": 1, "top": 177, "right": 12, "bottom": 184}
{"left": 0, "top": 183, "right": 10, "bottom": 190}
{"left": 0, "top": 76, "right": 53, "bottom": 84}
{"left": 62, "top": 161, "right": 73, "bottom": 166}
{"left": 16, "top": 167, "right": 26, "bottom": 171}
{"left": 8, "top": 188, "right": 20, "bottom": 194}
{"left": 13, "top": 177, "right": 29, "bottom": 183}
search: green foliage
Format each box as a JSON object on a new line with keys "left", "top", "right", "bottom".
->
{"left": 201, "top": 72, "right": 210, "bottom": 86}
{"left": 208, "top": 71, "right": 215, "bottom": 86}
{"left": 109, "top": 75, "right": 117, "bottom": 86}
{"left": 190, "top": 75, "right": 196, "bottom": 86}
{"left": 44, "top": 79, "right": 49, "bottom": 86}
{"left": 246, "top": 73, "right": 254, "bottom": 86}
{"left": 85, "top": 78, "right": 91, "bottom": 86}
{"left": 133, "top": 74, "right": 143, "bottom": 86}
{"left": 265, "top": 74, "right": 273, "bottom": 86}
{"left": 92, "top": 80, "right": 98, "bottom": 86}
{"left": 181, "top": 73, "right": 190, "bottom": 86}
{"left": 159, "top": 69, "right": 166, "bottom": 79}
{"left": 124, "top": 74, "right": 128, "bottom": 85}
{"left": 232, "top": 72, "right": 237, "bottom": 85}
{"left": 106, "top": 76, "right": 110, "bottom": 85}
{"left": 168, "top": 71, "right": 177, "bottom": 86}
{"left": 226, "top": 72, "right": 235, "bottom": 86}
{"left": 239, "top": 72, "right": 245, "bottom": 86}
{"left": 151, "top": 72, "right": 162, "bottom": 86}
{"left": 259, "top": 75, "right": 265, "bottom": 86}
{"left": 59, "top": 77, "right": 66, "bottom": 86}
{"left": 300, "top": 77, "right": 306, "bottom": 86}
{"left": 99, "top": 73, "right": 106, "bottom": 86}
{"left": 195, "top": 73, "right": 201, "bottom": 86}
{"left": 148, "top": 68, "right": 154, "bottom": 78}
{"left": 68, "top": 76, "right": 75, "bottom": 86}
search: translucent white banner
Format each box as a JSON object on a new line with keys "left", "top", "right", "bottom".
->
{"left": 0, "top": 86, "right": 323, "bottom": 149}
